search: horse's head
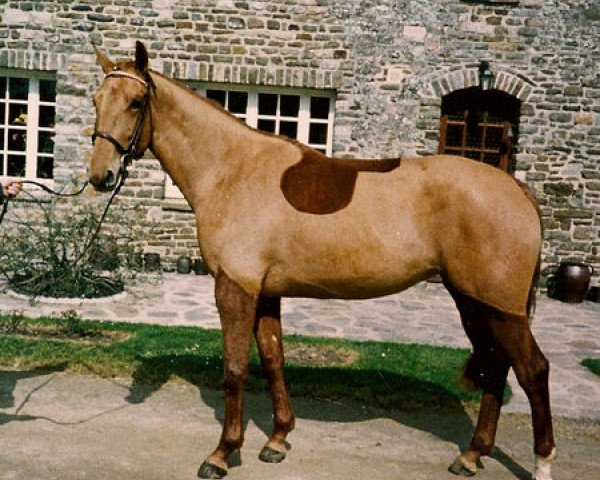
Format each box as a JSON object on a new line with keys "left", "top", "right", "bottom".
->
{"left": 89, "top": 41, "right": 153, "bottom": 191}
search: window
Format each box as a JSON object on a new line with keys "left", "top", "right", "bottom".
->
{"left": 165, "top": 84, "right": 335, "bottom": 198}
{"left": 0, "top": 71, "right": 56, "bottom": 180}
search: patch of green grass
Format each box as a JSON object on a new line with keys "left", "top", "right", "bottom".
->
{"left": 582, "top": 358, "right": 600, "bottom": 377}
{"left": 0, "top": 315, "right": 508, "bottom": 411}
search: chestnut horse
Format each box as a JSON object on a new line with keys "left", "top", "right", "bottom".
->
{"left": 89, "top": 42, "right": 555, "bottom": 480}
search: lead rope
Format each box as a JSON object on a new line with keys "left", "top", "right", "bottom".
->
{"left": 72, "top": 160, "right": 129, "bottom": 266}
{"left": 0, "top": 179, "right": 89, "bottom": 226}
{"left": 0, "top": 162, "right": 128, "bottom": 266}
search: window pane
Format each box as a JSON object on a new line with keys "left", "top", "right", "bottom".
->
{"left": 38, "top": 131, "right": 55, "bottom": 154}
{"left": 280, "top": 121, "right": 298, "bottom": 139}
{"left": 0, "top": 77, "right": 6, "bottom": 98}
{"left": 257, "top": 119, "right": 276, "bottom": 133}
{"left": 309, "top": 123, "right": 328, "bottom": 144}
{"left": 484, "top": 126, "right": 504, "bottom": 150}
{"left": 258, "top": 93, "right": 277, "bottom": 115}
{"left": 8, "top": 129, "right": 26, "bottom": 151}
{"left": 0, "top": 154, "right": 4, "bottom": 174}
{"left": 446, "top": 124, "right": 463, "bottom": 148}
{"left": 37, "top": 156, "right": 54, "bottom": 179}
{"left": 9, "top": 104, "right": 27, "bottom": 125}
{"left": 310, "top": 97, "right": 329, "bottom": 119}
{"left": 280, "top": 95, "right": 299, "bottom": 117}
{"left": 0, "top": 103, "right": 5, "bottom": 124}
{"left": 7, "top": 154, "right": 25, "bottom": 176}
{"left": 9, "top": 78, "right": 28, "bottom": 100}
{"left": 39, "top": 79, "right": 56, "bottom": 102}
{"left": 0, "top": 128, "right": 4, "bottom": 149}
{"left": 39, "top": 105, "right": 55, "bottom": 128}
{"left": 466, "top": 125, "right": 483, "bottom": 149}
{"left": 228, "top": 91, "right": 247, "bottom": 114}
{"left": 206, "top": 89, "right": 226, "bottom": 107}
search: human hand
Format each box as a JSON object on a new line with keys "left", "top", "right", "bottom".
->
{"left": 1, "top": 179, "right": 22, "bottom": 198}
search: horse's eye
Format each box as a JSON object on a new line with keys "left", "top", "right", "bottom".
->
{"left": 130, "top": 99, "right": 142, "bottom": 110}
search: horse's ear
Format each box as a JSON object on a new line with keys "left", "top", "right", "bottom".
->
{"left": 135, "top": 41, "right": 149, "bottom": 73}
{"left": 93, "top": 45, "right": 115, "bottom": 74}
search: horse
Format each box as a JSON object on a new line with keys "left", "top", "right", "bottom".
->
{"left": 89, "top": 42, "right": 556, "bottom": 480}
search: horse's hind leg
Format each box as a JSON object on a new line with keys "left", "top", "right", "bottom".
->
{"left": 199, "top": 271, "right": 258, "bottom": 479}
{"left": 448, "top": 289, "right": 510, "bottom": 476}
{"left": 486, "top": 309, "right": 556, "bottom": 480}
{"left": 448, "top": 288, "right": 555, "bottom": 479}
{"left": 254, "top": 295, "right": 295, "bottom": 463}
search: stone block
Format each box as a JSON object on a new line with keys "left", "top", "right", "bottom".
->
{"left": 403, "top": 26, "right": 427, "bottom": 43}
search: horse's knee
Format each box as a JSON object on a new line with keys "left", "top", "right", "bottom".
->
{"left": 223, "top": 365, "right": 249, "bottom": 393}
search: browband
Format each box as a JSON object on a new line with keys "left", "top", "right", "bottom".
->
{"left": 105, "top": 70, "right": 148, "bottom": 87}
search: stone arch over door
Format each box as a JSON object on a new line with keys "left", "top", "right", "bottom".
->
{"left": 405, "top": 66, "right": 536, "bottom": 158}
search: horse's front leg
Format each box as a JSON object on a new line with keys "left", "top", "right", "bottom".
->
{"left": 199, "top": 271, "right": 258, "bottom": 479}
{"left": 254, "top": 296, "right": 295, "bottom": 463}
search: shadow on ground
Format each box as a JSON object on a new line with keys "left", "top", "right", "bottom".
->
{"left": 126, "top": 354, "right": 532, "bottom": 479}
{"left": 0, "top": 365, "right": 66, "bottom": 425}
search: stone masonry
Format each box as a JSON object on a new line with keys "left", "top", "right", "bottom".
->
{"left": 1, "top": 0, "right": 598, "bottom": 285}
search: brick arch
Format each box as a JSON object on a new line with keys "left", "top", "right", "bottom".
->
{"left": 409, "top": 66, "right": 536, "bottom": 103}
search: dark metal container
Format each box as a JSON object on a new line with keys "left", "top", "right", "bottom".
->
{"left": 549, "top": 262, "right": 594, "bottom": 303}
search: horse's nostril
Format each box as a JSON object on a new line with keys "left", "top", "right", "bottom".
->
{"left": 104, "top": 169, "right": 115, "bottom": 188}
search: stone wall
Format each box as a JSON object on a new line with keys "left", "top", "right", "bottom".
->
{"left": 1, "top": 0, "right": 598, "bottom": 284}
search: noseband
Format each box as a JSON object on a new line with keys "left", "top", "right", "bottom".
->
{"left": 92, "top": 69, "right": 153, "bottom": 178}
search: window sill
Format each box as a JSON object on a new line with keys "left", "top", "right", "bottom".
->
{"left": 162, "top": 198, "right": 192, "bottom": 212}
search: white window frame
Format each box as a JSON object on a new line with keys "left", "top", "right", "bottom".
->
{"left": 165, "top": 83, "right": 335, "bottom": 198}
{"left": 0, "top": 69, "right": 56, "bottom": 182}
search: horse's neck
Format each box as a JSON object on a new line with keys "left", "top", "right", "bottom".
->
{"left": 148, "top": 73, "right": 255, "bottom": 207}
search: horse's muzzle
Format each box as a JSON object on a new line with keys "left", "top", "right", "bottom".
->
{"left": 89, "top": 168, "right": 117, "bottom": 192}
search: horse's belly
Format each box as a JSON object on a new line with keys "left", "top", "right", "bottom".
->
{"left": 261, "top": 257, "right": 437, "bottom": 300}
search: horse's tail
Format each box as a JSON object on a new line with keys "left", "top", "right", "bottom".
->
{"left": 514, "top": 177, "right": 543, "bottom": 323}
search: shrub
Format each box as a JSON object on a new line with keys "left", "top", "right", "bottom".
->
{"left": 0, "top": 192, "right": 147, "bottom": 299}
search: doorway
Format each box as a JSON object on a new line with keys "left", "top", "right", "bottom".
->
{"left": 438, "top": 87, "right": 521, "bottom": 173}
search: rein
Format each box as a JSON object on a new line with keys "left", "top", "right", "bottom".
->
{"left": 1, "top": 69, "right": 152, "bottom": 265}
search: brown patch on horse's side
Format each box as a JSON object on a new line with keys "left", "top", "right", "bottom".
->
{"left": 281, "top": 147, "right": 400, "bottom": 215}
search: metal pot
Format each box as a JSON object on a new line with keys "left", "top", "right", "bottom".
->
{"left": 143, "top": 252, "right": 161, "bottom": 272}
{"left": 549, "top": 262, "right": 594, "bottom": 303}
{"left": 176, "top": 256, "right": 192, "bottom": 274}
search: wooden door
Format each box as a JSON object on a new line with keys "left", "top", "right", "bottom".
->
{"left": 438, "top": 88, "right": 520, "bottom": 173}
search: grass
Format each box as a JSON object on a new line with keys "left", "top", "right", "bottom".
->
{"left": 582, "top": 359, "right": 600, "bottom": 377}
{"left": 0, "top": 314, "right": 506, "bottom": 411}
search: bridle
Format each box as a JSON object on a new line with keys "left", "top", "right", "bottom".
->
{"left": 92, "top": 68, "right": 154, "bottom": 183}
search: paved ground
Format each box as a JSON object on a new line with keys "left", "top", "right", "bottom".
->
{"left": 1, "top": 274, "right": 599, "bottom": 479}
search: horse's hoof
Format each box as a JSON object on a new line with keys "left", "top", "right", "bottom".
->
{"left": 448, "top": 457, "right": 477, "bottom": 477}
{"left": 259, "top": 446, "right": 286, "bottom": 463}
{"left": 198, "top": 461, "right": 227, "bottom": 479}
